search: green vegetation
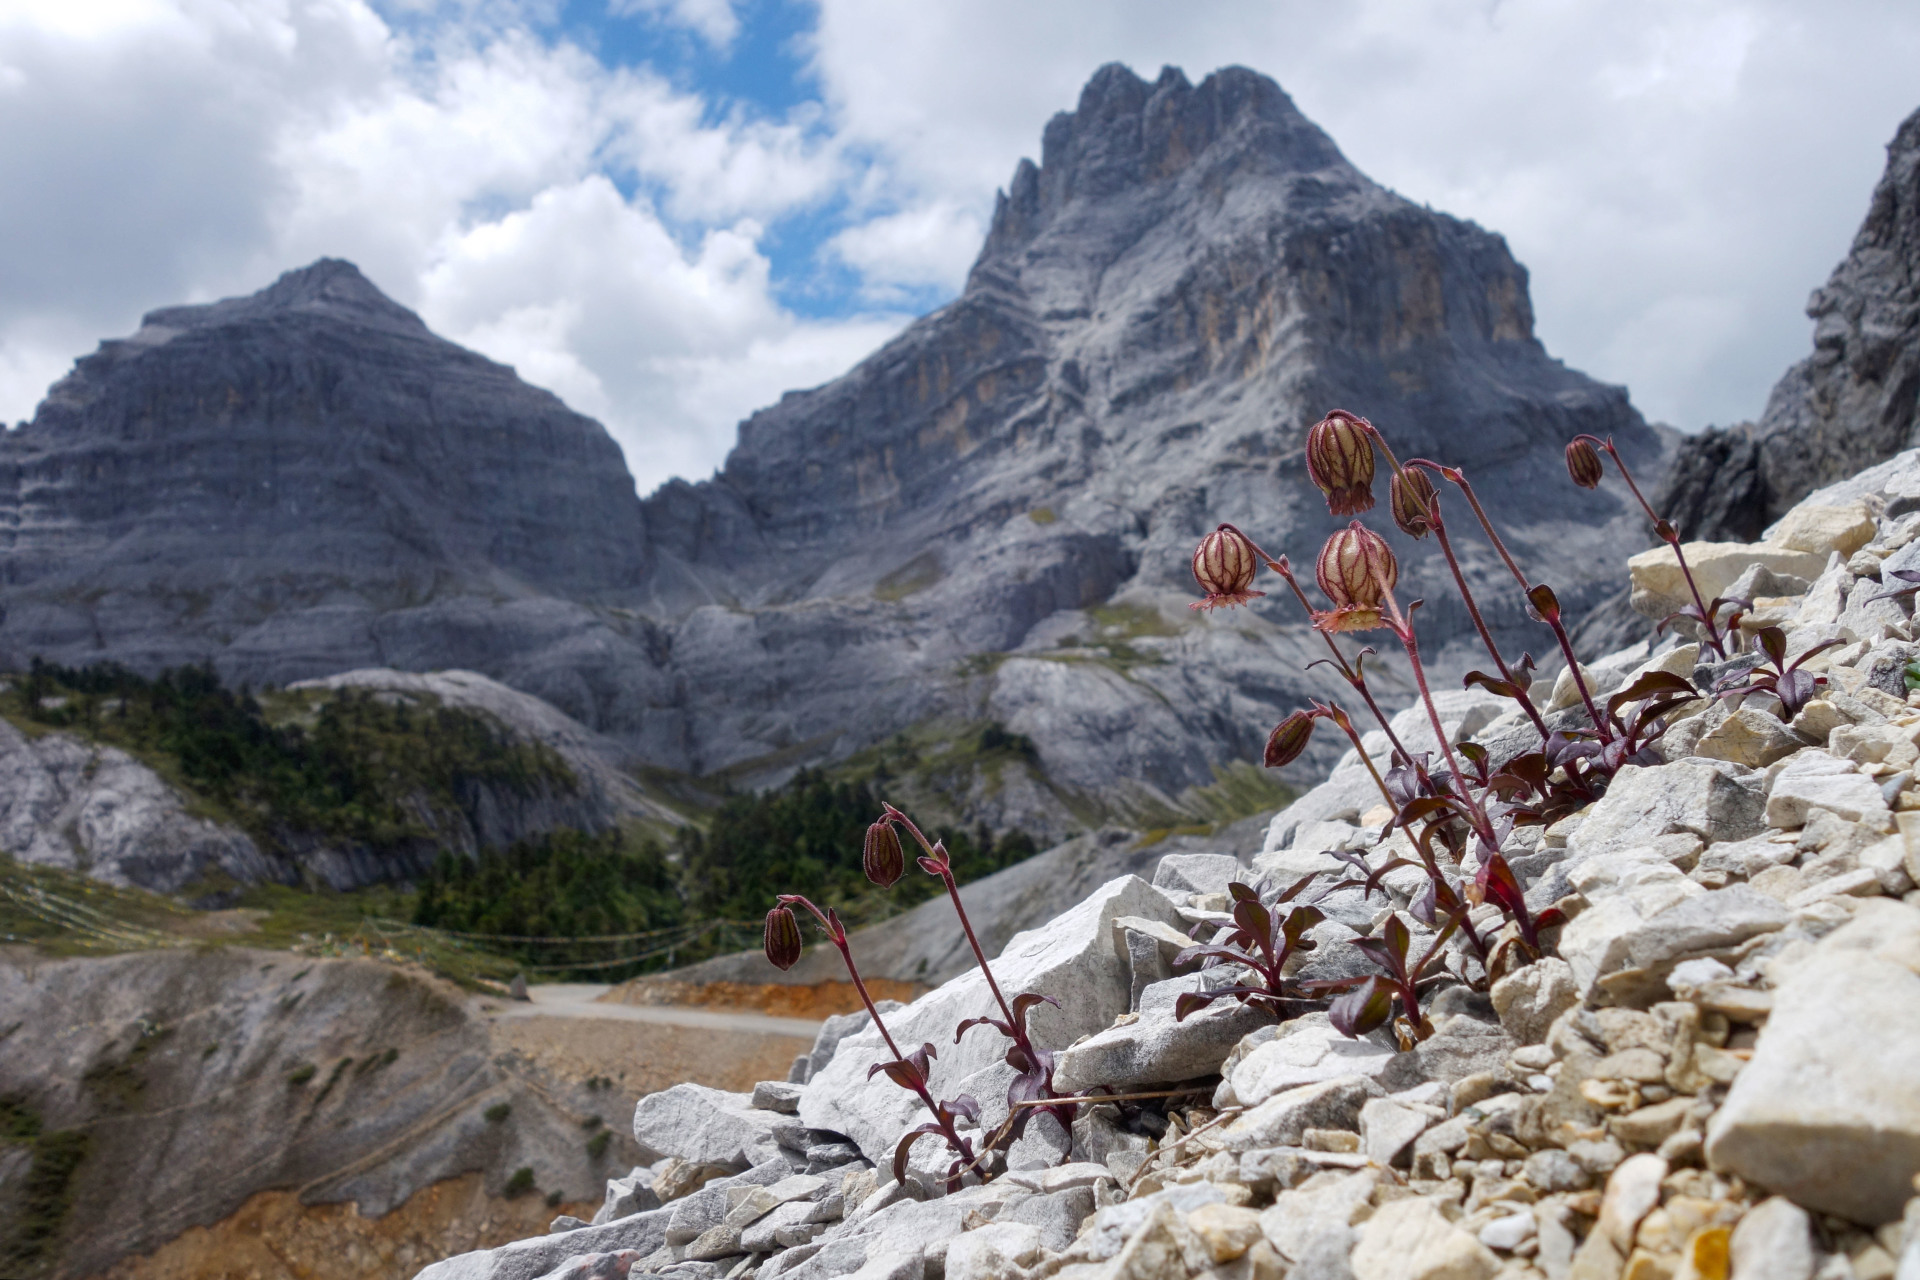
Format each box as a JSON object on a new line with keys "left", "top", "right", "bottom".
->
{"left": 0, "top": 1094, "right": 88, "bottom": 1276}
{"left": 412, "top": 829, "right": 687, "bottom": 974}
{"left": 586, "top": 1129, "right": 612, "bottom": 1159}
{"left": 5, "top": 660, "right": 573, "bottom": 861}
{"left": 1028, "top": 506, "right": 1057, "bottom": 525}
{"left": 484, "top": 1102, "right": 512, "bottom": 1123}
{"left": 504, "top": 1167, "right": 535, "bottom": 1198}
{"left": 673, "top": 768, "right": 1037, "bottom": 930}
{"left": 285, "top": 1062, "right": 317, "bottom": 1085}
{"left": 0, "top": 662, "right": 1059, "bottom": 982}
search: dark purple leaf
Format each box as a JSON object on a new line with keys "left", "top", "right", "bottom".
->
{"left": 1328, "top": 975, "right": 1395, "bottom": 1037}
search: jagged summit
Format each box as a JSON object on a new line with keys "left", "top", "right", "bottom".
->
{"left": 978, "top": 64, "right": 1354, "bottom": 266}
{"left": 141, "top": 257, "right": 431, "bottom": 338}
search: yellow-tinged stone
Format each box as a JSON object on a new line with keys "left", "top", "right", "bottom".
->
{"left": 1675, "top": 1226, "right": 1732, "bottom": 1280}
{"left": 1186, "top": 1203, "right": 1265, "bottom": 1263}
{"left": 1628, "top": 543, "right": 1830, "bottom": 621}
{"left": 1768, "top": 500, "right": 1878, "bottom": 557}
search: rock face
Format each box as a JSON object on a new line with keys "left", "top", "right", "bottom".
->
{"left": 0, "top": 714, "right": 274, "bottom": 892}
{"left": 0, "top": 947, "right": 644, "bottom": 1280}
{"left": 1658, "top": 106, "right": 1920, "bottom": 542}
{"left": 0, "top": 63, "right": 1665, "bottom": 834}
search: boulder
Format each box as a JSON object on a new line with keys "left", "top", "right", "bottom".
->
{"left": 1706, "top": 900, "right": 1920, "bottom": 1224}
{"left": 1220, "top": 1017, "right": 1404, "bottom": 1107}
{"left": 1491, "top": 959, "right": 1580, "bottom": 1044}
{"left": 1728, "top": 1197, "right": 1815, "bottom": 1280}
{"left": 1765, "top": 750, "right": 1892, "bottom": 829}
{"left": 1221, "top": 1077, "right": 1379, "bottom": 1152}
{"left": 631, "top": 1085, "right": 782, "bottom": 1170}
{"left": 1053, "top": 973, "right": 1272, "bottom": 1092}
{"left": 1569, "top": 760, "right": 1767, "bottom": 861}
{"left": 796, "top": 875, "right": 1181, "bottom": 1165}
{"left": 414, "top": 1209, "right": 671, "bottom": 1280}
{"left": 1768, "top": 502, "right": 1879, "bottom": 557}
{"left": 1693, "top": 708, "right": 1811, "bottom": 768}
{"left": 1152, "top": 853, "right": 1244, "bottom": 895}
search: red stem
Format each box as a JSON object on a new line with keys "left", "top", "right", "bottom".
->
{"left": 782, "top": 894, "right": 974, "bottom": 1164}
{"left": 1381, "top": 592, "right": 1502, "bottom": 860}
{"left": 1581, "top": 434, "right": 1726, "bottom": 659}
{"left": 1439, "top": 467, "right": 1613, "bottom": 742}
{"left": 1408, "top": 473, "right": 1551, "bottom": 743}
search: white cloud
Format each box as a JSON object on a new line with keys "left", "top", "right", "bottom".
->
{"left": 0, "top": 0, "right": 892, "bottom": 492}
{"left": 608, "top": 0, "right": 740, "bottom": 52}
{"left": 826, "top": 200, "right": 987, "bottom": 299}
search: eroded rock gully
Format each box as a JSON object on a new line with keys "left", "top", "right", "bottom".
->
{"left": 416, "top": 458, "right": 1920, "bottom": 1280}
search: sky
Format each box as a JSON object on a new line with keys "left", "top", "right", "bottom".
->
{"left": 1, "top": 1, "right": 1917, "bottom": 495}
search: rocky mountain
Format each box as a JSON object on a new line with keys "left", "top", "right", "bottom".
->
{"left": 1657, "top": 105, "right": 1920, "bottom": 542}
{"left": 0, "top": 63, "right": 1667, "bottom": 836}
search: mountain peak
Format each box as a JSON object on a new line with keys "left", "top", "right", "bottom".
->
{"left": 140, "top": 257, "right": 429, "bottom": 339}
{"left": 979, "top": 63, "right": 1351, "bottom": 261}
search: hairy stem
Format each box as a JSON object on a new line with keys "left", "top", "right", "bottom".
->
{"left": 1440, "top": 467, "right": 1613, "bottom": 741}
{"left": 1586, "top": 434, "right": 1726, "bottom": 659}
{"left": 1382, "top": 592, "right": 1501, "bottom": 859}
{"left": 1421, "top": 492, "right": 1551, "bottom": 741}
{"left": 886, "top": 806, "right": 1021, "bottom": 1034}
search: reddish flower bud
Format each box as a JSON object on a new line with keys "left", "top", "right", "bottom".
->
{"left": 1190, "top": 524, "right": 1266, "bottom": 611}
{"left": 1565, "top": 438, "right": 1605, "bottom": 489}
{"left": 1313, "top": 522, "right": 1397, "bottom": 633}
{"left": 764, "top": 906, "right": 803, "bottom": 970}
{"left": 1264, "top": 710, "right": 1317, "bottom": 768}
{"left": 1306, "top": 412, "right": 1377, "bottom": 515}
{"left": 863, "top": 820, "right": 905, "bottom": 888}
{"left": 1390, "top": 468, "right": 1438, "bottom": 539}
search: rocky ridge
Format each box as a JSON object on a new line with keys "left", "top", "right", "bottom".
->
{"left": 0, "top": 667, "right": 672, "bottom": 894}
{"left": 1656, "top": 105, "right": 1920, "bottom": 543}
{"left": 0, "top": 63, "right": 1666, "bottom": 835}
{"left": 414, "top": 460, "right": 1920, "bottom": 1280}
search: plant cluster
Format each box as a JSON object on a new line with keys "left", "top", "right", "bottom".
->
{"left": 1180, "top": 412, "right": 1743, "bottom": 1044}
{"left": 765, "top": 804, "right": 1082, "bottom": 1190}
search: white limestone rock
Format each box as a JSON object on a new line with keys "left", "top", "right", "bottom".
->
{"left": 1706, "top": 899, "right": 1920, "bottom": 1224}
{"left": 630, "top": 1085, "right": 782, "bottom": 1170}
{"left": 796, "top": 874, "right": 1180, "bottom": 1166}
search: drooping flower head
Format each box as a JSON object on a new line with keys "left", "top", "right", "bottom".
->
{"left": 1263, "top": 709, "right": 1318, "bottom": 768}
{"left": 1390, "top": 467, "right": 1438, "bottom": 540}
{"left": 764, "top": 905, "right": 803, "bottom": 970}
{"left": 1314, "top": 522, "right": 1397, "bottom": 632}
{"left": 1565, "top": 438, "right": 1605, "bottom": 490}
{"left": 1190, "top": 524, "right": 1266, "bottom": 611}
{"left": 1306, "top": 411, "right": 1378, "bottom": 516}
{"left": 863, "top": 820, "right": 905, "bottom": 888}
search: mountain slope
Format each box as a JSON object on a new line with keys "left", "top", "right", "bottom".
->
{"left": 0, "top": 64, "right": 1666, "bottom": 835}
